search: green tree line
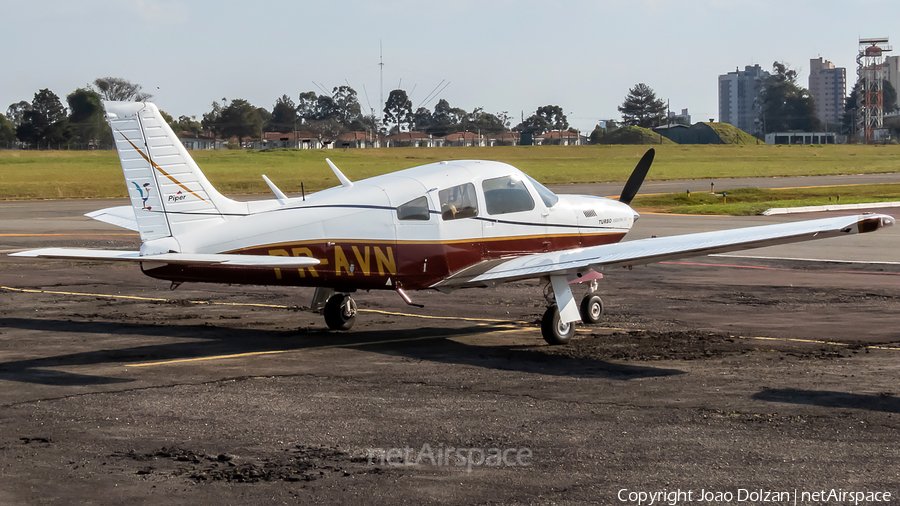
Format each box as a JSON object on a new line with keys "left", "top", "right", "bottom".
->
{"left": 2, "top": 78, "right": 576, "bottom": 148}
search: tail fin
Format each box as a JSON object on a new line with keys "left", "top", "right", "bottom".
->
{"left": 105, "top": 101, "right": 247, "bottom": 242}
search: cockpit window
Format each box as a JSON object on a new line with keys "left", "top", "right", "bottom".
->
{"left": 438, "top": 183, "right": 478, "bottom": 220}
{"left": 482, "top": 175, "right": 535, "bottom": 215}
{"left": 524, "top": 174, "right": 559, "bottom": 208}
{"left": 397, "top": 196, "right": 430, "bottom": 221}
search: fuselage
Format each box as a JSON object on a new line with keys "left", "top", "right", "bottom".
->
{"left": 143, "top": 160, "right": 636, "bottom": 291}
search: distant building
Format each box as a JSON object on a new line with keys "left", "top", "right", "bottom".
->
{"left": 384, "top": 131, "right": 441, "bottom": 148}
{"left": 718, "top": 64, "right": 769, "bottom": 135}
{"left": 765, "top": 132, "right": 837, "bottom": 145}
{"left": 666, "top": 108, "right": 691, "bottom": 125}
{"left": 884, "top": 55, "right": 900, "bottom": 111}
{"left": 808, "top": 57, "right": 847, "bottom": 130}
{"left": 536, "top": 130, "right": 581, "bottom": 146}
{"left": 441, "top": 131, "right": 485, "bottom": 147}
{"left": 336, "top": 131, "right": 380, "bottom": 149}
{"left": 180, "top": 132, "right": 224, "bottom": 150}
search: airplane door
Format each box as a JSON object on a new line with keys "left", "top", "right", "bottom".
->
{"left": 390, "top": 181, "right": 446, "bottom": 289}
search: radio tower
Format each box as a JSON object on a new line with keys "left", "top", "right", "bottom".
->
{"left": 857, "top": 37, "right": 892, "bottom": 144}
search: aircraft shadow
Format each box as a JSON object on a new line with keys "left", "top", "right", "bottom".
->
{"left": 752, "top": 388, "right": 900, "bottom": 414}
{"left": 0, "top": 317, "right": 683, "bottom": 386}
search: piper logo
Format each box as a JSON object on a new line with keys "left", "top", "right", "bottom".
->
{"left": 168, "top": 191, "right": 187, "bottom": 203}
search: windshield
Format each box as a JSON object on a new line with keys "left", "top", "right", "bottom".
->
{"left": 524, "top": 174, "right": 559, "bottom": 208}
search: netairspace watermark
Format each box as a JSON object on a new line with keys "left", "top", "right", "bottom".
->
{"left": 366, "top": 444, "right": 531, "bottom": 473}
{"left": 617, "top": 488, "right": 892, "bottom": 506}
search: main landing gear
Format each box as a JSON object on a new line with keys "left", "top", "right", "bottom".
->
{"left": 323, "top": 293, "right": 358, "bottom": 330}
{"left": 540, "top": 280, "right": 605, "bottom": 345}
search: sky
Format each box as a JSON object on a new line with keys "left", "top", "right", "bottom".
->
{"left": 4, "top": 0, "right": 899, "bottom": 134}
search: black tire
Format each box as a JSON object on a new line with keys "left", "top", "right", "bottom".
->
{"left": 579, "top": 293, "right": 604, "bottom": 324}
{"left": 541, "top": 305, "right": 575, "bottom": 345}
{"left": 324, "top": 293, "right": 357, "bottom": 330}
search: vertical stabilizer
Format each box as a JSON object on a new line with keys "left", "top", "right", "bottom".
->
{"left": 105, "top": 101, "right": 248, "bottom": 242}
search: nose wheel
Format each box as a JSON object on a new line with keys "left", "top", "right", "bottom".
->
{"left": 324, "top": 293, "right": 357, "bottom": 330}
{"left": 579, "top": 292, "right": 604, "bottom": 324}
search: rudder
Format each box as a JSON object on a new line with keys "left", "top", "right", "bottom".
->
{"left": 105, "top": 101, "right": 247, "bottom": 242}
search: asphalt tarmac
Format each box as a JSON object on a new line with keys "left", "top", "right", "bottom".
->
{"left": 1, "top": 182, "right": 899, "bottom": 505}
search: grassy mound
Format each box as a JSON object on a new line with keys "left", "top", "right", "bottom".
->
{"left": 700, "top": 122, "right": 760, "bottom": 145}
{"left": 594, "top": 126, "right": 675, "bottom": 145}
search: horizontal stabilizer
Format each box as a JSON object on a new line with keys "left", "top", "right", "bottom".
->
{"left": 10, "top": 248, "right": 320, "bottom": 268}
{"left": 85, "top": 206, "right": 139, "bottom": 231}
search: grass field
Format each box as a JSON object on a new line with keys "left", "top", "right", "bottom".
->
{"left": 630, "top": 183, "right": 900, "bottom": 215}
{"left": 1, "top": 144, "right": 899, "bottom": 201}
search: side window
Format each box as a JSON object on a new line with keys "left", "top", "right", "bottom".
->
{"left": 397, "top": 196, "right": 430, "bottom": 221}
{"left": 525, "top": 174, "right": 559, "bottom": 208}
{"left": 438, "top": 183, "right": 478, "bottom": 220}
{"left": 482, "top": 176, "right": 535, "bottom": 215}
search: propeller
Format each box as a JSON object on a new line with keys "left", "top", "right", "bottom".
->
{"left": 618, "top": 148, "right": 655, "bottom": 206}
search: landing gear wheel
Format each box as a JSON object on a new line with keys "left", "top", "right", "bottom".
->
{"left": 324, "top": 293, "right": 357, "bottom": 330}
{"left": 541, "top": 305, "right": 575, "bottom": 345}
{"left": 579, "top": 293, "right": 604, "bottom": 324}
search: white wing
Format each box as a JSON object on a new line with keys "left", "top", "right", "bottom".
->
{"left": 434, "top": 214, "right": 895, "bottom": 289}
{"left": 9, "top": 248, "right": 320, "bottom": 268}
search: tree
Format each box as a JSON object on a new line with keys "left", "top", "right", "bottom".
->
{"left": 315, "top": 95, "right": 338, "bottom": 122}
{"left": 201, "top": 101, "right": 224, "bottom": 136}
{"left": 17, "top": 89, "right": 72, "bottom": 146}
{"left": 534, "top": 105, "right": 568, "bottom": 131}
{"left": 92, "top": 77, "right": 153, "bottom": 102}
{"left": 332, "top": 86, "right": 362, "bottom": 126}
{"left": 618, "top": 83, "right": 666, "bottom": 128}
{"left": 269, "top": 94, "right": 298, "bottom": 132}
{"left": 413, "top": 107, "right": 434, "bottom": 133}
{"left": 297, "top": 91, "right": 318, "bottom": 123}
{"left": 6, "top": 101, "right": 31, "bottom": 127}
{"left": 176, "top": 115, "right": 202, "bottom": 135}
{"left": 757, "top": 62, "right": 820, "bottom": 134}
{"left": 383, "top": 89, "right": 413, "bottom": 133}
{"left": 67, "top": 88, "right": 106, "bottom": 145}
{"left": 430, "top": 99, "right": 466, "bottom": 136}
{"left": 514, "top": 105, "right": 568, "bottom": 135}
{"left": 217, "top": 99, "right": 263, "bottom": 141}
{"left": 466, "top": 107, "right": 509, "bottom": 136}
{"left": 0, "top": 114, "right": 15, "bottom": 144}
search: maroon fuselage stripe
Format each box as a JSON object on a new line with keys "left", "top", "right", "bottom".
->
{"left": 142, "top": 232, "right": 626, "bottom": 291}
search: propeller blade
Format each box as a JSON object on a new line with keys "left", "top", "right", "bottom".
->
{"left": 619, "top": 148, "right": 655, "bottom": 205}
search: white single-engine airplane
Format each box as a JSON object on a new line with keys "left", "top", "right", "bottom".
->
{"left": 11, "top": 102, "right": 895, "bottom": 344}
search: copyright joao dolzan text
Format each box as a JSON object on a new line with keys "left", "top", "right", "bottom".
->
{"left": 618, "top": 488, "right": 891, "bottom": 505}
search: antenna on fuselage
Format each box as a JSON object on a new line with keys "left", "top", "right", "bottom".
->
{"left": 326, "top": 158, "right": 353, "bottom": 188}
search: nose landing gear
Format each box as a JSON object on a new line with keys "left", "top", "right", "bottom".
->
{"left": 324, "top": 293, "right": 357, "bottom": 330}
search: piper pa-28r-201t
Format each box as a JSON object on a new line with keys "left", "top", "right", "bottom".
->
{"left": 11, "top": 102, "right": 895, "bottom": 344}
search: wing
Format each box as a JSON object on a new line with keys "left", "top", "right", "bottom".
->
{"left": 433, "top": 214, "right": 895, "bottom": 290}
{"left": 9, "top": 248, "right": 320, "bottom": 268}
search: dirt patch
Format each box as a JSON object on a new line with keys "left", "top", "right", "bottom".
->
{"left": 114, "top": 445, "right": 373, "bottom": 483}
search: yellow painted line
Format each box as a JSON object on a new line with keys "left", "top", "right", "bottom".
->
{"left": 127, "top": 332, "right": 466, "bottom": 367}
{"left": 128, "top": 327, "right": 540, "bottom": 367}
{"left": 0, "top": 286, "right": 526, "bottom": 324}
{"left": 737, "top": 335, "right": 900, "bottom": 351}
